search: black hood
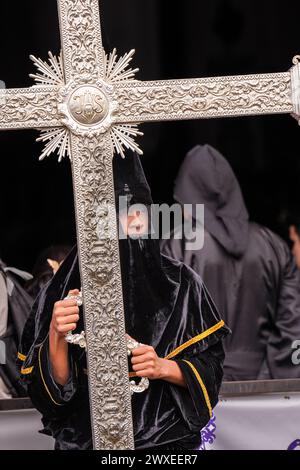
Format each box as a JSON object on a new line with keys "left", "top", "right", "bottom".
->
{"left": 174, "top": 144, "right": 249, "bottom": 257}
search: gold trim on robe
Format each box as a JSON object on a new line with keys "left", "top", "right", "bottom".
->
{"left": 165, "top": 320, "right": 225, "bottom": 360}
{"left": 38, "top": 343, "right": 63, "bottom": 406}
{"left": 182, "top": 359, "right": 213, "bottom": 418}
{"left": 20, "top": 366, "right": 34, "bottom": 375}
{"left": 17, "top": 352, "right": 27, "bottom": 362}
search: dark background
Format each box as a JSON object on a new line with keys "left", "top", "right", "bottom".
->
{"left": 0, "top": 0, "right": 300, "bottom": 271}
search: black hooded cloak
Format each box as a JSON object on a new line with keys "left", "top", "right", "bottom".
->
{"left": 161, "top": 144, "right": 300, "bottom": 381}
{"left": 19, "top": 152, "right": 229, "bottom": 450}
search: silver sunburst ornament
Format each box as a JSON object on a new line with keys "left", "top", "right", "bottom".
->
{"left": 30, "top": 49, "right": 143, "bottom": 161}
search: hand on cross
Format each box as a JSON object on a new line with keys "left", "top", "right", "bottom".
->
{"left": 50, "top": 289, "right": 80, "bottom": 338}
{"left": 127, "top": 334, "right": 186, "bottom": 387}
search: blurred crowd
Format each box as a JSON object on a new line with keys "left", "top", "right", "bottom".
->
{"left": 1, "top": 143, "right": 300, "bottom": 398}
{"left": 0, "top": 246, "right": 70, "bottom": 398}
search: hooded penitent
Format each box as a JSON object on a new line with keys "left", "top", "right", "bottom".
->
{"left": 174, "top": 144, "right": 249, "bottom": 258}
{"left": 162, "top": 144, "right": 300, "bottom": 381}
{"left": 19, "top": 152, "right": 229, "bottom": 450}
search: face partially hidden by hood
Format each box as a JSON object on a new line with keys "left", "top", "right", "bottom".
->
{"left": 174, "top": 144, "right": 249, "bottom": 258}
{"left": 113, "top": 152, "right": 176, "bottom": 345}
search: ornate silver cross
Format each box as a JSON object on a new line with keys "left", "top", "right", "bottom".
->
{"left": 1, "top": 0, "right": 300, "bottom": 450}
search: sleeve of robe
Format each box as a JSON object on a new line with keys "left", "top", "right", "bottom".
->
{"left": 161, "top": 235, "right": 184, "bottom": 263}
{"left": 26, "top": 337, "right": 79, "bottom": 421}
{"left": 168, "top": 339, "right": 225, "bottom": 433}
{"left": 262, "top": 239, "right": 300, "bottom": 379}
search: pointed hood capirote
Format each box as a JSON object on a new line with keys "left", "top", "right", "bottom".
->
{"left": 20, "top": 151, "right": 229, "bottom": 450}
{"left": 174, "top": 144, "right": 249, "bottom": 258}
